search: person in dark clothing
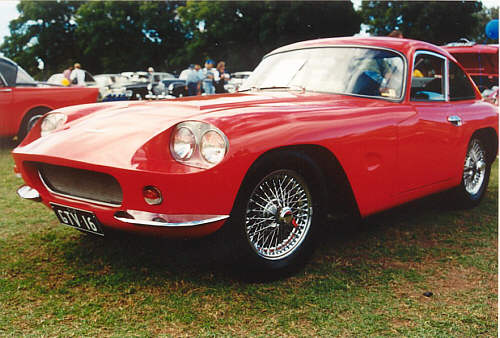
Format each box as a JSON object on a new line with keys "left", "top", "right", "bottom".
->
{"left": 214, "top": 61, "right": 230, "bottom": 94}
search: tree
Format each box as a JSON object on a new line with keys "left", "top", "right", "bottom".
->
{"left": 361, "top": 1, "right": 484, "bottom": 45}
{"left": 472, "top": 6, "right": 499, "bottom": 43}
{"left": 0, "top": 1, "right": 82, "bottom": 79}
{"left": 74, "top": 1, "right": 186, "bottom": 74}
{"left": 176, "top": 1, "right": 361, "bottom": 71}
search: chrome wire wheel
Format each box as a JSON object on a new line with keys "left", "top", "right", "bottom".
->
{"left": 463, "top": 139, "right": 487, "bottom": 196}
{"left": 245, "top": 169, "right": 313, "bottom": 260}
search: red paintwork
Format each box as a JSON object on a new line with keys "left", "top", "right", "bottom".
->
{"left": 443, "top": 44, "right": 498, "bottom": 79}
{"left": 0, "top": 84, "right": 99, "bottom": 137}
{"left": 12, "top": 37, "right": 499, "bottom": 238}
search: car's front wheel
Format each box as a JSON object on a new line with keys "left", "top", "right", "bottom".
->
{"left": 454, "top": 137, "right": 491, "bottom": 208}
{"left": 228, "top": 152, "right": 326, "bottom": 276}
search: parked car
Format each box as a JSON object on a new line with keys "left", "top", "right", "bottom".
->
{"left": 443, "top": 40, "right": 498, "bottom": 103}
{"left": 47, "top": 71, "right": 110, "bottom": 100}
{"left": 225, "top": 71, "right": 252, "bottom": 93}
{"left": 13, "top": 37, "right": 498, "bottom": 275}
{"left": 165, "top": 79, "right": 187, "bottom": 97}
{"left": 0, "top": 57, "right": 99, "bottom": 140}
{"left": 121, "top": 72, "right": 175, "bottom": 100}
{"left": 94, "top": 74, "right": 135, "bottom": 100}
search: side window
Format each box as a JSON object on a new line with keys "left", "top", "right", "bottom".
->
{"left": 0, "top": 59, "right": 17, "bottom": 86}
{"left": 411, "top": 53, "right": 445, "bottom": 101}
{"left": 449, "top": 61, "right": 476, "bottom": 101}
{"left": 84, "top": 71, "right": 94, "bottom": 82}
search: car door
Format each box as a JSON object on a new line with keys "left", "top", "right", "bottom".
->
{"left": 0, "top": 60, "right": 15, "bottom": 136}
{"left": 397, "top": 51, "right": 461, "bottom": 193}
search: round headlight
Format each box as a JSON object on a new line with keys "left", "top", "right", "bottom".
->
{"left": 41, "top": 113, "right": 67, "bottom": 136}
{"left": 200, "top": 130, "right": 226, "bottom": 164}
{"left": 172, "top": 127, "right": 196, "bottom": 160}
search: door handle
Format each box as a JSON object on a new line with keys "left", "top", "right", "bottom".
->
{"left": 0, "top": 88, "right": 12, "bottom": 92}
{"left": 447, "top": 115, "right": 462, "bottom": 127}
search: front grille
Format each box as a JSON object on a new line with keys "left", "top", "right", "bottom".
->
{"left": 37, "top": 163, "right": 123, "bottom": 206}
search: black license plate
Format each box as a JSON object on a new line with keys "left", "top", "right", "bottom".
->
{"left": 50, "top": 203, "right": 104, "bottom": 236}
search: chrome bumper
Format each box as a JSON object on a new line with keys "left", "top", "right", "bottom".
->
{"left": 114, "top": 210, "right": 229, "bottom": 227}
{"left": 17, "top": 185, "right": 228, "bottom": 228}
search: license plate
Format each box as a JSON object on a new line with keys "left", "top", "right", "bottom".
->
{"left": 50, "top": 203, "right": 104, "bottom": 236}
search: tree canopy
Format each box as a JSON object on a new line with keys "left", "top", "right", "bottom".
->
{"left": 361, "top": 1, "right": 485, "bottom": 44}
{"left": 0, "top": 0, "right": 496, "bottom": 80}
{"left": 176, "top": 1, "right": 361, "bottom": 71}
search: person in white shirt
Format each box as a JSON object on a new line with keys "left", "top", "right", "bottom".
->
{"left": 69, "top": 63, "right": 85, "bottom": 86}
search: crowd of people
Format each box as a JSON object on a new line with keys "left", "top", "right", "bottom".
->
{"left": 178, "top": 60, "right": 230, "bottom": 96}
{"left": 61, "top": 63, "right": 86, "bottom": 86}
{"left": 61, "top": 58, "right": 231, "bottom": 97}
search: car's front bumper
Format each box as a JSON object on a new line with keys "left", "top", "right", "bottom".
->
{"left": 12, "top": 152, "right": 243, "bottom": 238}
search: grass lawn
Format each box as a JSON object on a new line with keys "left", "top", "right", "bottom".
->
{"left": 0, "top": 140, "right": 497, "bottom": 336}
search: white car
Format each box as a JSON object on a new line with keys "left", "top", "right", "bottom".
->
{"left": 225, "top": 71, "right": 252, "bottom": 93}
{"left": 47, "top": 71, "right": 110, "bottom": 100}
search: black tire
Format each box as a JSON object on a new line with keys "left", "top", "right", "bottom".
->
{"left": 453, "top": 137, "right": 491, "bottom": 208}
{"left": 223, "top": 151, "right": 327, "bottom": 278}
{"left": 17, "top": 107, "right": 50, "bottom": 141}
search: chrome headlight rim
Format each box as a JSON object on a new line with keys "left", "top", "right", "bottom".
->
{"left": 40, "top": 113, "right": 67, "bottom": 137}
{"left": 200, "top": 129, "right": 227, "bottom": 165}
{"left": 171, "top": 126, "right": 197, "bottom": 161}
{"left": 170, "top": 121, "right": 229, "bottom": 169}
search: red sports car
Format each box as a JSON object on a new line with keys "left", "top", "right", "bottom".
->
{"left": 13, "top": 37, "right": 498, "bottom": 273}
{"left": 0, "top": 56, "right": 99, "bottom": 140}
{"left": 443, "top": 41, "right": 499, "bottom": 104}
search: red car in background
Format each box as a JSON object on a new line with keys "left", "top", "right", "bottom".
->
{"left": 443, "top": 41, "right": 499, "bottom": 104}
{"left": 13, "top": 37, "right": 498, "bottom": 275}
{"left": 0, "top": 57, "right": 99, "bottom": 140}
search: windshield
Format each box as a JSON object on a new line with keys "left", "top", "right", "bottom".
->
{"left": 16, "top": 65, "right": 36, "bottom": 85}
{"left": 241, "top": 47, "right": 406, "bottom": 100}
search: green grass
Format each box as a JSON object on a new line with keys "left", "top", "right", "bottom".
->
{"left": 0, "top": 140, "right": 497, "bottom": 336}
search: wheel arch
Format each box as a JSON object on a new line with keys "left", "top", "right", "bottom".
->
{"left": 17, "top": 105, "right": 52, "bottom": 138}
{"left": 235, "top": 144, "right": 361, "bottom": 220}
{"left": 471, "top": 127, "right": 498, "bottom": 164}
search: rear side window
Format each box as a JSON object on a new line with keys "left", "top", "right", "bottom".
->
{"left": 449, "top": 61, "right": 476, "bottom": 101}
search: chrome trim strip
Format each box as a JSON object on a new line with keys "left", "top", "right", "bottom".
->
{"left": 411, "top": 50, "right": 449, "bottom": 102}
{"left": 38, "top": 171, "right": 121, "bottom": 208}
{"left": 115, "top": 214, "right": 230, "bottom": 227}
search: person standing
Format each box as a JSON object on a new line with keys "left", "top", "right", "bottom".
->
{"left": 185, "top": 64, "right": 202, "bottom": 96}
{"left": 69, "top": 63, "right": 85, "bottom": 86}
{"left": 63, "top": 66, "right": 73, "bottom": 81}
{"left": 202, "top": 59, "right": 216, "bottom": 95}
{"left": 214, "top": 61, "right": 230, "bottom": 94}
{"left": 147, "top": 67, "right": 155, "bottom": 84}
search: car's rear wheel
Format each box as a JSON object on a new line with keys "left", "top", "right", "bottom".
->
{"left": 227, "top": 152, "right": 326, "bottom": 277}
{"left": 454, "top": 137, "right": 491, "bottom": 208}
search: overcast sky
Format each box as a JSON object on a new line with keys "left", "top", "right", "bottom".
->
{"left": 0, "top": 0, "right": 498, "bottom": 46}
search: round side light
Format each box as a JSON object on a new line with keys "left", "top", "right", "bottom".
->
{"left": 143, "top": 186, "right": 163, "bottom": 205}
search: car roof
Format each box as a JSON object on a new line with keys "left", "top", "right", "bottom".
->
{"left": 443, "top": 43, "right": 499, "bottom": 55}
{"left": 267, "top": 36, "right": 454, "bottom": 60}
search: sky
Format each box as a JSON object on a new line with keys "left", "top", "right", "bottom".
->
{"left": 0, "top": 0, "right": 498, "bottom": 45}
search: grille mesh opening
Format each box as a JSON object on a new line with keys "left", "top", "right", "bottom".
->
{"left": 37, "top": 163, "right": 123, "bottom": 205}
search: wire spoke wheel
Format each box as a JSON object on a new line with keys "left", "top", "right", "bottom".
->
{"left": 245, "top": 169, "right": 313, "bottom": 260}
{"left": 463, "top": 139, "right": 487, "bottom": 196}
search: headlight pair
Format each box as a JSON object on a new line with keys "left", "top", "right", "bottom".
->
{"left": 171, "top": 121, "right": 228, "bottom": 169}
{"left": 40, "top": 113, "right": 67, "bottom": 137}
